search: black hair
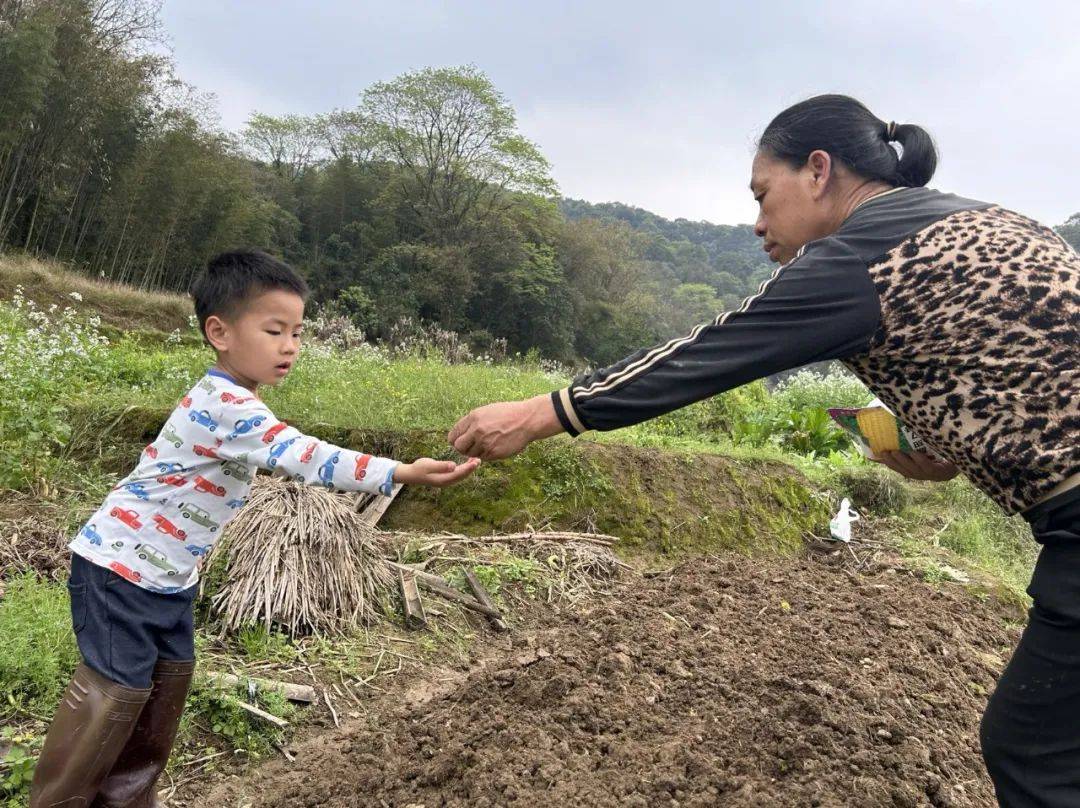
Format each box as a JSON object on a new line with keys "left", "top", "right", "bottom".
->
{"left": 757, "top": 94, "right": 937, "bottom": 188}
{"left": 190, "top": 249, "right": 309, "bottom": 339}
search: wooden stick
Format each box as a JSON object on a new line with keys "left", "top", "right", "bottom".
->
{"left": 204, "top": 671, "right": 316, "bottom": 704}
{"left": 386, "top": 561, "right": 502, "bottom": 620}
{"left": 463, "top": 568, "right": 508, "bottom": 632}
{"left": 398, "top": 568, "right": 427, "bottom": 629}
{"left": 228, "top": 697, "right": 289, "bottom": 728}
{"left": 359, "top": 483, "right": 403, "bottom": 527}
{"left": 323, "top": 689, "right": 339, "bottom": 728}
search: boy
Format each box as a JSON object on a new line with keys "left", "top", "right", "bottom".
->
{"left": 30, "top": 250, "right": 480, "bottom": 807}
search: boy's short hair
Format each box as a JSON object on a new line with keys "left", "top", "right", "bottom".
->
{"left": 190, "top": 250, "right": 309, "bottom": 339}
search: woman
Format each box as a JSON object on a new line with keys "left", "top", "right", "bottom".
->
{"left": 449, "top": 95, "right": 1079, "bottom": 806}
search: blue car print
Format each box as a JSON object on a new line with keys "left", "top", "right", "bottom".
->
{"left": 145, "top": 584, "right": 184, "bottom": 595}
{"left": 226, "top": 498, "right": 246, "bottom": 510}
{"left": 228, "top": 415, "right": 267, "bottom": 441}
{"left": 124, "top": 482, "right": 151, "bottom": 501}
{"left": 318, "top": 451, "right": 341, "bottom": 489}
{"left": 189, "top": 409, "right": 218, "bottom": 432}
{"left": 186, "top": 544, "right": 211, "bottom": 557}
{"left": 156, "top": 461, "right": 184, "bottom": 475}
{"left": 79, "top": 523, "right": 103, "bottom": 546}
{"left": 267, "top": 437, "right": 298, "bottom": 469}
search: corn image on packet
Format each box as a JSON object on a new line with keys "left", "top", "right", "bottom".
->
{"left": 826, "top": 399, "right": 928, "bottom": 458}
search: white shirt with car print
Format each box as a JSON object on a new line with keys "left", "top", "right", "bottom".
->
{"left": 69, "top": 369, "right": 399, "bottom": 592}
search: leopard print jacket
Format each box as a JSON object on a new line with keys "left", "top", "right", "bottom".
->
{"left": 843, "top": 198, "right": 1078, "bottom": 513}
{"left": 555, "top": 187, "right": 1078, "bottom": 515}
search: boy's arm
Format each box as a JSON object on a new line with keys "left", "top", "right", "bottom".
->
{"left": 212, "top": 400, "right": 398, "bottom": 495}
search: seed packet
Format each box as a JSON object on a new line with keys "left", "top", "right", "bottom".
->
{"left": 827, "top": 399, "right": 927, "bottom": 458}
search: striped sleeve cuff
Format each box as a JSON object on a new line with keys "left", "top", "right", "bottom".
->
{"left": 550, "top": 388, "right": 589, "bottom": 437}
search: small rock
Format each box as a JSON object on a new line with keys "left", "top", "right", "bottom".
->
{"left": 493, "top": 669, "right": 516, "bottom": 685}
{"left": 669, "top": 660, "right": 694, "bottom": 679}
{"left": 887, "top": 616, "right": 910, "bottom": 629}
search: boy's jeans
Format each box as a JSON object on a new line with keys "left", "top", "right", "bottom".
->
{"left": 68, "top": 554, "right": 197, "bottom": 688}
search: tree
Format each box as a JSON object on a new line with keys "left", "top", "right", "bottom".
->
{"left": 669, "top": 283, "right": 721, "bottom": 334}
{"left": 314, "top": 109, "right": 378, "bottom": 164}
{"left": 472, "top": 242, "right": 573, "bottom": 358}
{"left": 362, "top": 65, "right": 555, "bottom": 244}
{"left": 242, "top": 113, "right": 322, "bottom": 180}
{"left": 1058, "top": 213, "right": 1080, "bottom": 252}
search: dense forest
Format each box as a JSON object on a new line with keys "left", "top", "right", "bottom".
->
{"left": 1, "top": 0, "right": 1077, "bottom": 364}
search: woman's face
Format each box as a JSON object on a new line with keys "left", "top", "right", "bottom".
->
{"left": 750, "top": 150, "right": 834, "bottom": 264}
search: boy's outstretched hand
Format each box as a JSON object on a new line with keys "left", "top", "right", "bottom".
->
{"left": 393, "top": 457, "right": 481, "bottom": 487}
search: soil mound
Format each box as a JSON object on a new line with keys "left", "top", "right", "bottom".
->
{"left": 201, "top": 556, "right": 1016, "bottom": 808}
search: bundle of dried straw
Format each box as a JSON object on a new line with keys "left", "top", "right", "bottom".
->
{"left": 210, "top": 477, "right": 392, "bottom": 637}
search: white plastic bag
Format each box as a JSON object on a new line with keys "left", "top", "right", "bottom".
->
{"left": 829, "top": 498, "right": 860, "bottom": 543}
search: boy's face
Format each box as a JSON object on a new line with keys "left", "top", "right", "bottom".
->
{"left": 204, "top": 289, "right": 305, "bottom": 390}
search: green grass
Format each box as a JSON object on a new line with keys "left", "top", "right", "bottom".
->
{"left": 0, "top": 575, "right": 79, "bottom": 719}
{"left": 905, "top": 479, "right": 1038, "bottom": 600}
{"left": 78, "top": 339, "right": 564, "bottom": 435}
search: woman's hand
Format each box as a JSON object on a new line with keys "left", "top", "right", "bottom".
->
{"left": 448, "top": 394, "right": 565, "bottom": 460}
{"left": 871, "top": 450, "right": 960, "bottom": 482}
{"left": 393, "top": 457, "right": 481, "bottom": 487}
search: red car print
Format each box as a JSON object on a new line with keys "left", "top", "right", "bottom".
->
{"left": 221, "top": 391, "right": 258, "bottom": 405}
{"left": 152, "top": 514, "right": 187, "bottom": 540}
{"left": 193, "top": 476, "right": 226, "bottom": 497}
{"left": 109, "top": 507, "right": 143, "bottom": 531}
{"left": 300, "top": 441, "right": 318, "bottom": 463}
{"left": 145, "top": 444, "right": 159, "bottom": 459}
{"left": 157, "top": 473, "right": 186, "bottom": 487}
{"left": 354, "top": 454, "right": 372, "bottom": 481}
{"left": 109, "top": 561, "right": 142, "bottom": 584}
{"left": 179, "top": 395, "right": 192, "bottom": 408}
{"left": 262, "top": 422, "right": 288, "bottom": 444}
{"left": 193, "top": 444, "right": 220, "bottom": 459}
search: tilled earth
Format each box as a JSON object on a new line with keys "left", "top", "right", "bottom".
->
{"left": 201, "top": 556, "right": 1019, "bottom": 808}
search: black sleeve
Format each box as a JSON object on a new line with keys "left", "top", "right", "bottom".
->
{"left": 550, "top": 237, "right": 881, "bottom": 435}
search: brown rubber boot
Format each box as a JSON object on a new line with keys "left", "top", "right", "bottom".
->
{"left": 29, "top": 664, "right": 151, "bottom": 808}
{"left": 92, "top": 659, "right": 196, "bottom": 808}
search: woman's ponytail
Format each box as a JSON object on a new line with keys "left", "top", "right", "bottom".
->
{"left": 759, "top": 95, "right": 938, "bottom": 188}
{"left": 890, "top": 122, "right": 937, "bottom": 187}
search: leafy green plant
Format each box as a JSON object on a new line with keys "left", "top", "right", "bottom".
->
{"left": 772, "top": 367, "right": 871, "bottom": 412}
{"left": 180, "top": 680, "right": 294, "bottom": 759}
{"left": 459, "top": 554, "right": 545, "bottom": 599}
{"left": 237, "top": 625, "right": 299, "bottom": 664}
{"left": 0, "top": 290, "right": 111, "bottom": 488}
{"left": 780, "top": 408, "right": 847, "bottom": 456}
{"left": 0, "top": 727, "right": 40, "bottom": 806}
{"left": 730, "top": 410, "right": 781, "bottom": 448}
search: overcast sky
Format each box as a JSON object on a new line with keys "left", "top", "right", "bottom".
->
{"left": 161, "top": 0, "right": 1080, "bottom": 227}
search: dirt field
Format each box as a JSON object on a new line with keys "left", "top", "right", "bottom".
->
{"left": 199, "top": 554, "right": 1019, "bottom": 808}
